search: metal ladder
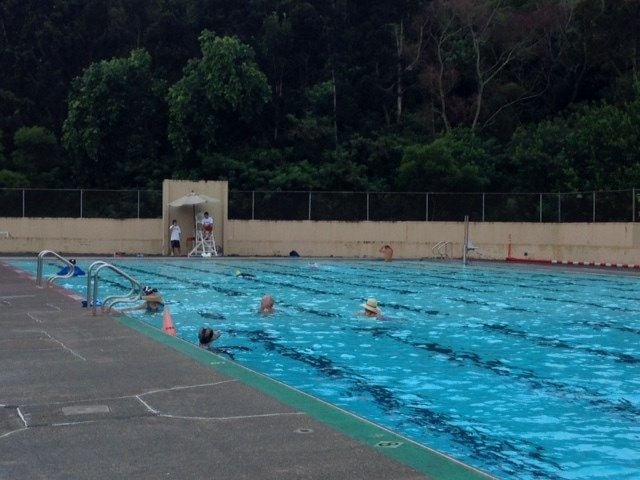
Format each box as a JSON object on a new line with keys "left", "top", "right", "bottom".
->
{"left": 188, "top": 228, "right": 218, "bottom": 257}
{"left": 36, "top": 250, "right": 76, "bottom": 287}
{"left": 86, "top": 261, "right": 143, "bottom": 315}
{"left": 432, "top": 241, "right": 451, "bottom": 258}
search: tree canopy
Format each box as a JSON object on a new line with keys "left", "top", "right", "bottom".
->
{"left": 1, "top": 0, "right": 639, "bottom": 192}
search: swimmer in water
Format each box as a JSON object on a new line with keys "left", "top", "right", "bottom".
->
{"left": 361, "top": 298, "right": 383, "bottom": 318}
{"left": 235, "top": 270, "right": 255, "bottom": 278}
{"left": 119, "top": 286, "right": 164, "bottom": 313}
{"left": 258, "top": 294, "right": 275, "bottom": 314}
{"left": 198, "top": 327, "right": 221, "bottom": 350}
{"left": 379, "top": 245, "right": 393, "bottom": 262}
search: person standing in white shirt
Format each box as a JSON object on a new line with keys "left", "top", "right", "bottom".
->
{"left": 169, "top": 219, "right": 182, "bottom": 256}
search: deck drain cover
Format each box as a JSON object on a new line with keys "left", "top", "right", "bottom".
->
{"left": 62, "top": 405, "right": 110, "bottom": 415}
{"left": 294, "top": 428, "right": 314, "bottom": 434}
{"left": 375, "top": 441, "right": 403, "bottom": 448}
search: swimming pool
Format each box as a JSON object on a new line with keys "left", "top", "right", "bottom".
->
{"left": 12, "top": 258, "right": 640, "bottom": 479}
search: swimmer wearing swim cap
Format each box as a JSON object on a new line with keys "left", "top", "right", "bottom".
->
{"left": 235, "top": 270, "right": 255, "bottom": 278}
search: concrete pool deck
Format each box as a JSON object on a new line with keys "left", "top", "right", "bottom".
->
{"left": 0, "top": 262, "right": 495, "bottom": 480}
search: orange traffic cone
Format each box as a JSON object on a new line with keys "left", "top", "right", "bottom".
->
{"left": 162, "top": 307, "right": 177, "bottom": 336}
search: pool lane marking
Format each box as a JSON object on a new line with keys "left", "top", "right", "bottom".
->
{"left": 230, "top": 328, "right": 561, "bottom": 479}
{"left": 115, "top": 315, "right": 496, "bottom": 480}
{"left": 356, "top": 326, "right": 640, "bottom": 420}
{"left": 223, "top": 260, "right": 640, "bottom": 339}
{"left": 91, "top": 261, "right": 640, "bottom": 330}
{"left": 162, "top": 261, "right": 447, "bottom": 318}
{"left": 484, "top": 323, "right": 640, "bottom": 364}
{"left": 259, "top": 260, "right": 640, "bottom": 313}
{"left": 25, "top": 262, "right": 639, "bottom": 416}
{"left": 95, "top": 263, "right": 640, "bottom": 415}
{"left": 123, "top": 264, "right": 247, "bottom": 297}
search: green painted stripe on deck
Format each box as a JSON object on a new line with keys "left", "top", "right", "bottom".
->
{"left": 118, "top": 316, "right": 495, "bottom": 480}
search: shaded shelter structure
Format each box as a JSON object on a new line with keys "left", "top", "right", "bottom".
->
{"left": 163, "top": 180, "right": 228, "bottom": 256}
{"left": 168, "top": 192, "right": 219, "bottom": 257}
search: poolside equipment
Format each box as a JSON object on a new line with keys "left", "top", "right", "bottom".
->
{"left": 162, "top": 307, "right": 176, "bottom": 336}
{"left": 57, "top": 260, "right": 86, "bottom": 277}
{"left": 36, "top": 250, "right": 77, "bottom": 287}
{"left": 168, "top": 192, "right": 219, "bottom": 257}
{"left": 85, "top": 261, "right": 143, "bottom": 315}
{"left": 432, "top": 241, "right": 452, "bottom": 258}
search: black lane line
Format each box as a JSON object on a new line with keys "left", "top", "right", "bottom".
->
{"left": 170, "top": 262, "right": 336, "bottom": 296}
{"left": 297, "top": 261, "right": 640, "bottom": 309}
{"left": 198, "top": 311, "right": 226, "bottom": 320}
{"left": 121, "top": 264, "right": 247, "bottom": 297}
{"left": 352, "top": 326, "right": 640, "bottom": 422}
{"left": 230, "top": 327, "right": 562, "bottom": 480}
{"left": 484, "top": 323, "right": 640, "bottom": 365}
{"left": 117, "top": 263, "right": 640, "bottom": 374}
{"left": 128, "top": 263, "right": 640, "bottom": 359}
{"left": 225, "top": 261, "right": 420, "bottom": 295}
{"left": 205, "top": 345, "right": 252, "bottom": 361}
{"left": 256, "top": 261, "right": 640, "bottom": 318}
{"left": 168, "top": 262, "right": 444, "bottom": 317}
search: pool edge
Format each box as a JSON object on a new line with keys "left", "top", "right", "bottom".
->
{"left": 116, "top": 315, "right": 496, "bottom": 480}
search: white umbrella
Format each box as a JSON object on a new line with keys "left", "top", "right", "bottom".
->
{"left": 168, "top": 192, "right": 220, "bottom": 248}
{"left": 168, "top": 192, "right": 220, "bottom": 207}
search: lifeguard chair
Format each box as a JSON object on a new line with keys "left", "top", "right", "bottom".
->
{"left": 188, "top": 212, "right": 218, "bottom": 257}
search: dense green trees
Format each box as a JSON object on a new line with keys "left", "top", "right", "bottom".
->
{"left": 62, "top": 49, "right": 167, "bottom": 188}
{"left": 0, "top": 0, "right": 639, "bottom": 193}
{"left": 167, "top": 31, "right": 270, "bottom": 176}
{"left": 509, "top": 85, "right": 640, "bottom": 192}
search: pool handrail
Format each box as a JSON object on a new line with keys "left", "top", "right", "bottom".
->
{"left": 36, "top": 250, "right": 75, "bottom": 287}
{"left": 86, "top": 262, "right": 142, "bottom": 315}
{"left": 432, "top": 241, "right": 451, "bottom": 258}
{"left": 86, "top": 260, "right": 110, "bottom": 306}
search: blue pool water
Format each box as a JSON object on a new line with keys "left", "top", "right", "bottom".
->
{"left": 11, "top": 258, "right": 640, "bottom": 479}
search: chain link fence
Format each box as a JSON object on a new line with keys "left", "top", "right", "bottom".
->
{"left": 1, "top": 188, "right": 638, "bottom": 222}
{"left": 0, "top": 188, "right": 163, "bottom": 219}
{"left": 229, "top": 189, "right": 640, "bottom": 222}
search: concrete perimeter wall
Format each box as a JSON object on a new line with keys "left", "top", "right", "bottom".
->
{"left": 0, "top": 179, "right": 229, "bottom": 256}
{"left": 224, "top": 220, "right": 640, "bottom": 264}
{"left": 0, "top": 218, "right": 161, "bottom": 255}
{"left": 1, "top": 177, "right": 639, "bottom": 264}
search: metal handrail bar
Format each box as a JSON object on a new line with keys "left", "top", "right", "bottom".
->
{"left": 87, "top": 262, "right": 142, "bottom": 315}
{"left": 86, "top": 261, "right": 110, "bottom": 306}
{"left": 432, "top": 241, "right": 451, "bottom": 257}
{"left": 36, "top": 250, "right": 75, "bottom": 287}
{"left": 432, "top": 241, "right": 446, "bottom": 253}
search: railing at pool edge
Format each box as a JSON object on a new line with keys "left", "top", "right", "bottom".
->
{"left": 36, "top": 250, "right": 76, "bottom": 287}
{"left": 86, "top": 261, "right": 143, "bottom": 315}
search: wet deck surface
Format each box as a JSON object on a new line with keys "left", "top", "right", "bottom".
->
{"left": 0, "top": 262, "right": 493, "bottom": 480}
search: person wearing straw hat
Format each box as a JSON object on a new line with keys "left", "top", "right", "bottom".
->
{"left": 362, "top": 298, "right": 383, "bottom": 318}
